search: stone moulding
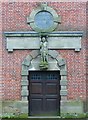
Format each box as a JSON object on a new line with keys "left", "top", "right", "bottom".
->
{"left": 27, "top": 4, "right": 61, "bottom": 33}
{"left": 4, "top": 31, "right": 83, "bottom": 37}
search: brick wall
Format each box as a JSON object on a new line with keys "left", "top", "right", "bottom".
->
{"left": 86, "top": 1, "right": 88, "bottom": 111}
{"left": 2, "top": 2, "right": 87, "bottom": 100}
{"left": 0, "top": 2, "right": 2, "bottom": 100}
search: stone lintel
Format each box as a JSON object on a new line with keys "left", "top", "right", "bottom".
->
{"left": 5, "top": 31, "right": 82, "bottom": 52}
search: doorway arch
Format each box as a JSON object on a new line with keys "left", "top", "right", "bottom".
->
{"left": 21, "top": 50, "right": 67, "bottom": 115}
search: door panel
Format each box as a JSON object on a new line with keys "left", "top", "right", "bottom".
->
{"left": 46, "top": 99, "right": 57, "bottom": 111}
{"left": 46, "top": 83, "right": 57, "bottom": 94}
{"left": 31, "top": 98, "right": 43, "bottom": 112}
{"left": 29, "top": 71, "right": 60, "bottom": 116}
{"left": 31, "top": 83, "right": 43, "bottom": 94}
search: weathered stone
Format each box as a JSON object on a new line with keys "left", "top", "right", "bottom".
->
{"left": 5, "top": 31, "right": 83, "bottom": 37}
{"left": 12, "top": 101, "right": 28, "bottom": 114}
{"left": 60, "top": 90, "right": 67, "bottom": 95}
{"left": 21, "top": 70, "right": 28, "bottom": 75}
{"left": 61, "top": 76, "right": 67, "bottom": 80}
{"left": 22, "top": 65, "right": 29, "bottom": 72}
{"left": 56, "top": 55, "right": 66, "bottom": 68}
{"left": 28, "top": 5, "right": 59, "bottom": 33}
{"left": 22, "top": 97, "right": 28, "bottom": 101}
{"left": 21, "top": 80, "right": 28, "bottom": 86}
{"left": 58, "top": 59, "right": 66, "bottom": 66}
{"left": 61, "top": 96, "right": 67, "bottom": 100}
{"left": 48, "top": 36, "right": 81, "bottom": 50}
{"left": 21, "top": 90, "right": 28, "bottom": 96}
{"left": 6, "top": 37, "right": 40, "bottom": 52}
{"left": 48, "top": 61, "right": 60, "bottom": 70}
{"left": 21, "top": 106, "right": 28, "bottom": 113}
{"left": 60, "top": 100, "right": 84, "bottom": 114}
{"left": 30, "top": 50, "right": 40, "bottom": 58}
{"left": 22, "top": 76, "right": 28, "bottom": 81}
{"left": 22, "top": 86, "right": 28, "bottom": 90}
{"left": 60, "top": 70, "right": 67, "bottom": 76}
{"left": 60, "top": 80, "right": 67, "bottom": 85}
{"left": 61, "top": 86, "right": 67, "bottom": 90}
{"left": 22, "top": 59, "right": 31, "bottom": 66}
{"left": 75, "top": 48, "right": 81, "bottom": 51}
{"left": 6, "top": 31, "right": 82, "bottom": 52}
{"left": 48, "top": 50, "right": 58, "bottom": 58}
{"left": 22, "top": 55, "right": 32, "bottom": 66}
{"left": 30, "top": 57, "right": 40, "bottom": 70}
{"left": 60, "top": 65, "right": 67, "bottom": 71}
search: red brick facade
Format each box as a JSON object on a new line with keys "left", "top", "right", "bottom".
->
{"left": 86, "top": 1, "right": 88, "bottom": 106}
{"left": 2, "top": 2, "right": 87, "bottom": 101}
{"left": 0, "top": 2, "right": 2, "bottom": 100}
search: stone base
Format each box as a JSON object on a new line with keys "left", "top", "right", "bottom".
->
{"left": 2, "top": 100, "right": 28, "bottom": 115}
{"left": 60, "top": 100, "right": 84, "bottom": 114}
{"left": 2, "top": 100, "right": 85, "bottom": 117}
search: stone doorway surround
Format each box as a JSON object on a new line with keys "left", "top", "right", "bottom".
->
{"left": 21, "top": 50, "right": 67, "bottom": 114}
{"left": 4, "top": 31, "right": 83, "bottom": 114}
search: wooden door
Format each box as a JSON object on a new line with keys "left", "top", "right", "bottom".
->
{"left": 29, "top": 71, "right": 60, "bottom": 116}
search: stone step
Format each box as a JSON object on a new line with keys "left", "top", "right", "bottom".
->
{"left": 28, "top": 116, "right": 60, "bottom": 119}
{"left": 28, "top": 116, "right": 86, "bottom": 120}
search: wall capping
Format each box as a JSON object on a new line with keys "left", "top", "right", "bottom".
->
{"left": 4, "top": 31, "right": 83, "bottom": 37}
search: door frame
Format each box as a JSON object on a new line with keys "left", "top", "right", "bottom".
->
{"left": 21, "top": 50, "right": 67, "bottom": 115}
{"left": 28, "top": 70, "right": 61, "bottom": 116}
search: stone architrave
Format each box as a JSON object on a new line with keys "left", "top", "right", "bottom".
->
{"left": 21, "top": 50, "right": 67, "bottom": 114}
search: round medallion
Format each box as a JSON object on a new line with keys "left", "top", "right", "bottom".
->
{"left": 34, "top": 11, "right": 54, "bottom": 29}
{"left": 27, "top": 5, "right": 61, "bottom": 33}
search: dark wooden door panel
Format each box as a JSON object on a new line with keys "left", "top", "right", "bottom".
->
{"left": 46, "top": 99, "right": 57, "bottom": 111}
{"left": 30, "top": 98, "right": 43, "bottom": 112}
{"left": 29, "top": 71, "right": 60, "bottom": 116}
{"left": 31, "top": 83, "right": 43, "bottom": 94}
{"left": 45, "top": 83, "right": 58, "bottom": 94}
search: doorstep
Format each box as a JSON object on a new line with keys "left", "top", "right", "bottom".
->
{"left": 28, "top": 116, "right": 61, "bottom": 119}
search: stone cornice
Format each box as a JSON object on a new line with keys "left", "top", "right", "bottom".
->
{"left": 4, "top": 31, "right": 83, "bottom": 37}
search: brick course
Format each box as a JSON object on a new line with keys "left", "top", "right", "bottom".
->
{"left": 2, "top": 2, "right": 87, "bottom": 100}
